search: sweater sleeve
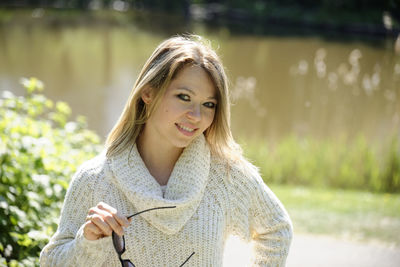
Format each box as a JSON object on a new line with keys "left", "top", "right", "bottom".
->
{"left": 228, "top": 164, "right": 293, "bottom": 267}
{"left": 39, "top": 159, "right": 115, "bottom": 267}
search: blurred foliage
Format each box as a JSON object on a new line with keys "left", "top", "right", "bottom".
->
{"left": 242, "top": 135, "right": 400, "bottom": 193}
{"left": 1, "top": 0, "right": 398, "bottom": 35}
{"left": 0, "top": 78, "right": 102, "bottom": 266}
{"left": 216, "top": 0, "right": 397, "bottom": 12}
{"left": 1, "top": 0, "right": 398, "bottom": 15}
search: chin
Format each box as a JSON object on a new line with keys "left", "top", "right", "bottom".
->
{"left": 173, "top": 140, "right": 192, "bottom": 149}
{"left": 172, "top": 136, "right": 197, "bottom": 149}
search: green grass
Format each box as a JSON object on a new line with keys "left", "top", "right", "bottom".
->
{"left": 270, "top": 184, "right": 400, "bottom": 246}
{"left": 240, "top": 135, "right": 400, "bottom": 193}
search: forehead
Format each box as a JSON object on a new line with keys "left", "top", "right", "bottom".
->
{"left": 169, "top": 65, "right": 217, "bottom": 98}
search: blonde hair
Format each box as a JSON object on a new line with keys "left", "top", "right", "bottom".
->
{"left": 106, "top": 34, "right": 242, "bottom": 162}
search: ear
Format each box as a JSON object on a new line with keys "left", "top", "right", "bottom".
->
{"left": 141, "top": 86, "right": 154, "bottom": 104}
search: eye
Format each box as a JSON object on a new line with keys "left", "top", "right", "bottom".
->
{"left": 203, "top": 102, "right": 216, "bottom": 109}
{"left": 177, "top": 94, "right": 190, "bottom": 101}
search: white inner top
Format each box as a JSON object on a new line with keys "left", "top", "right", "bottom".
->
{"left": 160, "top": 185, "right": 167, "bottom": 197}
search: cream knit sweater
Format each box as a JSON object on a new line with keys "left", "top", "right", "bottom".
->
{"left": 40, "top": 135, "right": 292, "bottom": 266}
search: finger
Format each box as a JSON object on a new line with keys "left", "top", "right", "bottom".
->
{"left": 90, "top": 208, "right": 124, "bottom": 236}
{"left": 86, "top": 222, "right": 103, "bottom": 236}
{"left": 96, "top": 202, "right": 117, "bottom": 213}
{"left": 85, "top": 214, "right": 94, "bottom": 222}
{"left": 87, "top": 208, "right": 95, "bottom": 216}
{"left": 97, "top": 202, "right": 130, "bottom": 227}
{"left": 102, "top": 212, "right": 125, "bottom": 236}
{"left": 90, "top": 213, "right": 114, "bottom": 236}
{"left": 83, "top": 221, "right": 103, "bottom": 240}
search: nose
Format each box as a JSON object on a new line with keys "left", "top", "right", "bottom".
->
{"left": 186, "top": 104, "right": 201, "bottom": 122}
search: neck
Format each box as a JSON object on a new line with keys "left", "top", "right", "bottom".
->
{"left": 136, "top": 128, "right": 183, "bottom": 186}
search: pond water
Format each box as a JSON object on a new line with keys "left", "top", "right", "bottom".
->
{"left": 1, "top": 10, "right": 399, "bottom": 146}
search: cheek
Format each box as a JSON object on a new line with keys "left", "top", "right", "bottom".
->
{"left": 203, "top": 110, "right": 216, "bottom": 128}
{"left": 160, "top": 104, "right": 185, "bottom": 124}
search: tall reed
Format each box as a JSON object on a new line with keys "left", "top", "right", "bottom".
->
{"left": 240, "top": 134, "right": 400, "bottom": 193}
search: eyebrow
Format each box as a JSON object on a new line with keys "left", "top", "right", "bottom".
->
{"left": 178, "top": 87, "right": 217, "bottom": 101}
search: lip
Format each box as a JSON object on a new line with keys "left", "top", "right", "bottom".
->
{"left": 175, "top": 123, "right": 198, "bottom": 137}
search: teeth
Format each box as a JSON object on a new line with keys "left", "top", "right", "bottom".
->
{"left": 178, "top": 124, "right": 194, "bottom": 132}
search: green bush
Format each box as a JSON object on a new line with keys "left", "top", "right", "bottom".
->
{"left": 241, "top": 135, "right": 400, "bottom": 193}
{"left": 0, "top": 78, "right": 102, "bottom": 266}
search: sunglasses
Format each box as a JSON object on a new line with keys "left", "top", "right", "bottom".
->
{"left": 112, "top": 206, "right": 195, "bottom": 267}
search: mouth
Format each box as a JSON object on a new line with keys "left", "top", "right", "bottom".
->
{"left": 175, "top": 123, "right": 198, "bottom": 136}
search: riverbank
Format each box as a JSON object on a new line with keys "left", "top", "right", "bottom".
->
{"left": 0, "top": 2, "right": 399, "bottom": 38}
{"left": 189, "top": 3, "right": 400, "bottom": 37}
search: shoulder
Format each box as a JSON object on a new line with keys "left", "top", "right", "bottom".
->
{"left": 229, "top": 158, "right": 260, "bottom": 181}
{"left": 70, "top": 151, "right": 108, "bottom": 187}
{"left": 229, "top": 158, "right": 266, "bottom": 196}
{"left": 210, "top": 154, "right": 264, "bottom": 193}
{"left": 62, "top": 152, "right": 108, "bottom": 205}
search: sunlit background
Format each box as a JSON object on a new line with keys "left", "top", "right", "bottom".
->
{"left": 2, "top": 15, "right": 398, "bottom": 142}
{"left": 1, "top": 1, "right": 399, "bottom": 266}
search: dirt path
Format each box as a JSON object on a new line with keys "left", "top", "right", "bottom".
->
{"left": 286, "top": 234, "right": 400, "bottom": 267}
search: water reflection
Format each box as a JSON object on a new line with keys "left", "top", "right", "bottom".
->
{"left": 0, "top": 12, "right": 398, "bottom": 145}
{"left": 291, "top": 47, "right": 390, "bottom": 97}
{"left": 288, "top": 44, "right": 399, "bottom": 141}
{"left": 231, "top": 76, "right": 266, "bottom": 117}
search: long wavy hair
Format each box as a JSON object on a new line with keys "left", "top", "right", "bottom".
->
{"left": 105, "top": 34, "right": 242, "bottom": 162}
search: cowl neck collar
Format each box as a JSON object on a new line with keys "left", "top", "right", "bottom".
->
{"left": 109, "top": 134, "right": 210, "bottom": 235}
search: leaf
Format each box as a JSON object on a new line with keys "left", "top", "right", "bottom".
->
{"left": 1, "top": 77, "right": 102, "bottom": 262}
{"left": 55, "top": 101, "right": 71, "bottom": 117}
{"left": 20, "top": 77, "right": 44, "bottom": 94}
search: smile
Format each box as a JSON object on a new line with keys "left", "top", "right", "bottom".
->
{"left": 175, "top": 123, "right": 197, "bottom": 136}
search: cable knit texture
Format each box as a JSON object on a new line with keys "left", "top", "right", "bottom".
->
{"left": 40, "top": 135, "right": 293, "bottom": 266}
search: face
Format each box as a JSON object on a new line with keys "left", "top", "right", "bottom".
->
{"left": 142, "top": 65, "right": 217, "bottom": 150}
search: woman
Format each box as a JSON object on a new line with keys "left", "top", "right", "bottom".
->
{"left": 40, "top": 35, "right": 292, "bottom": 266}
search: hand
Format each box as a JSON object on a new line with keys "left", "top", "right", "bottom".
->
{"left": 83, "top": 202, "right": 131, "bottom": 241}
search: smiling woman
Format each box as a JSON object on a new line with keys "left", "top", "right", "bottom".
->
{"left": 137, "top": 64, "right": 218, "bottom": 185}
{"left": 139, "top": 64, "right": 217, "bottom": 154}
{"left": 39, "top": 34, "right": 293, "bottom": 266}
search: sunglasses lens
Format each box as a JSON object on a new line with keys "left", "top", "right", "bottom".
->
{"left": 112, "top": 232, "right": 125, "bottom": 253}
{"left": 122, "top": 259, "right": 135, "bottom": 267}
